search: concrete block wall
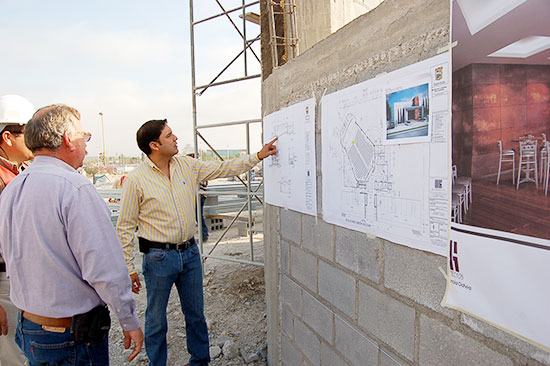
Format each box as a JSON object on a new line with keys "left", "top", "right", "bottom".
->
{"left": 261, "top": 0, "right": 550, "bottom": 365}
{"left": 269, "top": 209, "right": 550, "bottom": 365}
{"left": 294, "top": 0, "right": 384, "bottom": 55}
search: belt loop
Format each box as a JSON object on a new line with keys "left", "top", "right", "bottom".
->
{"left": 17, "top": 311, "right": 22, "bottom": 337}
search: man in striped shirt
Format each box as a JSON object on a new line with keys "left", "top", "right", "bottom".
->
{"left": 116, "top": 119, "right": 276, "bottom": 366}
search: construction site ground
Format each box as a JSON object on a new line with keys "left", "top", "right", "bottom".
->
{"left": 109, "top": 211, "right": 267, "bottom": 365}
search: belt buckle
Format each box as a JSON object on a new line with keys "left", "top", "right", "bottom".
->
{"left": 176, "top": 242, "right": 187, "bottom": 251}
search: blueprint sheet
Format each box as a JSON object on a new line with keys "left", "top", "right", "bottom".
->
{"left": 321, "top": 53, "right": 450, "bottom": 255}
{"left": 263, "top": 98, "right": 317, "bottom": 216}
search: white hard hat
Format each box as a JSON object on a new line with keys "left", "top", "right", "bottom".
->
{"left": 0, "top": 95, "right": 35, "bottom": 133}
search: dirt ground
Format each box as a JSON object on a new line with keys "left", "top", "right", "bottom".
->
{"left": 109, "top": 218, "right": 268, "bottom": 366}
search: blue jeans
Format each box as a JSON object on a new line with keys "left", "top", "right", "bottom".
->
{"left": 15, "top": 314, "right": 109, "bottom": 365}
{"left": 142, "top": 243, "right": 209, "bottom": 366}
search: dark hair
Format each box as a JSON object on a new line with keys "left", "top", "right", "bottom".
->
{"left": 0, "top": 125, "right": 24, "bottom": 148}
{"left": 2, "top": 124, "right": 25, "bottom": 135}
{"left": 136, "top": 119, "right": 167, "bottom": 155}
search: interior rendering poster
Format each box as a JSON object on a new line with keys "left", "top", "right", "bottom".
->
{"left": 443, "top": 0, "right": 550, "bottom": 351}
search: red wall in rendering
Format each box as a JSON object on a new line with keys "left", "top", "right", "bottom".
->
{"left": 452, "top": 64, "right": 550, "bottom": 179}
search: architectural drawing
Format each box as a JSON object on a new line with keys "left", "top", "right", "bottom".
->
{"left": 341, "top": 114, "right": 375, "bottom": 185}
{"left": 263, "top": 98, "right": 317, "bottom": 216}
{"left": 321, "top": 53, "right": 450, "bottom": 255}
{"left": 279, "top": 178, "right": 291, "bottom": 194}
{"left": 266, "top": 122, "right": 295, "bottom": 168}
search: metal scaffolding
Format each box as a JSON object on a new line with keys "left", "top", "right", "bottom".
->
{"left": 267, "top": 0, "right": 298, "bottom": 67}
{"left": 189, "top": 0, "right": 264, "bottom": 266}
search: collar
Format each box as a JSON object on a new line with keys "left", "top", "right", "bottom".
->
{"left": 32, "top": 155, "right": 76, "bottom": 172}
{"left": 0, "top": 156, "right": 20, "bottom": 175}
{"left": 144, "top": 155, "right": 177, "bottom": 173}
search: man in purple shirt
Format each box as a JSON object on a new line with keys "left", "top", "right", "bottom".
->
{"left": 0, "top": 104, "right": 144, "bottom": 364}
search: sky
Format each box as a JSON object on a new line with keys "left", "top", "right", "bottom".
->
{"left": 0, "top": 0, "right": 263, "bottom": 157}
{"left": 386, "top": 84, "right": 429, "bottom": 107}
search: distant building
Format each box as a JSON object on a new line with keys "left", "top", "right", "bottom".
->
{"left": 392, "top": 95, "right": 429, "bottom": 124}
{"left": 203, "top": 149, "right": 247, "bottom": 159}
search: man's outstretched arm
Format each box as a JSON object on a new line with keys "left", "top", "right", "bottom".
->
{"left": 194, "top": 137, "right": 279, "bottom": 182}
{"left": 257, "top": 137, "right": 278, "bottom": 160}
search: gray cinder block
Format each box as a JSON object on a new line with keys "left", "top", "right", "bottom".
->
{"left": 303, "top": 291, "right": 334, "bottom": 343}
{"left": 383, "top": 241, "right": 453, "bottom": 318}
{"left": 281, "top": 274, "right": 303, "bottom": 316}
{"left": 302, "top": 215, "right": 334, "bottom": 261}
{"left": 291, "top": 245, "right": 318, "bottom": 292}
{"left": 280, "top": 240, "right": 289, "bottom": 274}
{"left": 319, "top": 261, "right": 356, "bottom": 318}
{"left": 419, "top": 314, "right": 514, "bottom": 366}
{"left": 282, "top": 335, "right": 303, "bottom": 366}
{"left": 295, "top": 319, "right": 321, "bottom": 366}
{"left": 335, "top": 227, "right": 380, "bottom": 282}
{"left": 281, "top": 304, "right": 294, "bottom": 338}
{"left": 280, "top": 209, "right": 302, "bottom": 245}
{"left": 335, "top": 315, "right": 378, "bottom": 366}
{"left": 358, "top": 282, "right": 415, "bottom": 360}
{"left": 321, "top": 342, "right": 349, "bottom": 366}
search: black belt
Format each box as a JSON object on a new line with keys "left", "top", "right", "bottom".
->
{"left": 138, "top": 237, "right": 195, "bottom": 253}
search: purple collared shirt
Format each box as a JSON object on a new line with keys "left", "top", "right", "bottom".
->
{"left": 0, "top": 156, "right": 139, "bottom": 331}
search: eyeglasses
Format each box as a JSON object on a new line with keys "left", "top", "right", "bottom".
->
{"left": 79, "top": 131, "right": 92, "bottom": 143}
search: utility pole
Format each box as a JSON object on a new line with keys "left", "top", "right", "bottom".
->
{"left": 98, "top": 112, "right": 107, "bottom": 166}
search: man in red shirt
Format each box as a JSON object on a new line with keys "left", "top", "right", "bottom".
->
{"left": 0, "top": 95, "right": 34, "bottom": 190}
{"left": 0, "top": 94, "right": 35, "bottom": 366}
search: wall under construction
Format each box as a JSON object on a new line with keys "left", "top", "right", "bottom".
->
{"left": 261, "top": 0, "right": 550, "bottom": 365}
